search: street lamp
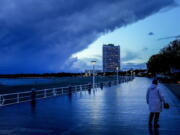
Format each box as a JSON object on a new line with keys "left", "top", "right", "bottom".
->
{"left": 116, "top": 67, "right": 119, "bottom": 84}
{"left": 91, "top": 60, "right": 96, "bottom": 90}
{"left": 131, "top": 70, "right": 133, "bottom": 77}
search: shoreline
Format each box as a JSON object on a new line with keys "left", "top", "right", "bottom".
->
{"left": 0, "top": 76, "right": 125, "bottom": 94}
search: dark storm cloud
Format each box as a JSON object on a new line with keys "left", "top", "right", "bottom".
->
{"left": 64, "top": 57, "right": 102, "bottom": 72}
{"left": 0, "top": 0, "right": 176, "bottom": 73}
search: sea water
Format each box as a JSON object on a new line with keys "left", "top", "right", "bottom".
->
{"left": 0, "top": 78, "right": 59, "bottom": 86}
{"left": 0, "top": 76, "right": 119, "bottom": 86}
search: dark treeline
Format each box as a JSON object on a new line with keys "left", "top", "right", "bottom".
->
{"left": 0, "top": 72, "right": 83, "bottom": 78}
{"left": 0, "top": 71, "right": 136, "bottom": 78}
{"left": 147, "top": 39, "right": 180, "bottom": 82}
{"left": 147, "top": 40, "right": 180, "bottom": 74}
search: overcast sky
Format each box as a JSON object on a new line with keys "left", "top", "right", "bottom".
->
{"left": 0, "top": 0, "right": 179, "bottom": 73}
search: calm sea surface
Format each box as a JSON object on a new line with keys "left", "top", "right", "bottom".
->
{"left": 0, "top": 78, "right": 64, "bottom": 86}
{"left": 0, "top": 76, "right": 120, "bottom": 86}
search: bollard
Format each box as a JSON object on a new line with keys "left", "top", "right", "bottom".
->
{"left": 100, "top": 82, "right": 103, "bottom": 90}
{"left": 0, "top": 95, "right": 3, "bottom": 106}
{"left": 108, "top": 81, "right": 111, "bottom": 87}
{"left": 88, "top": 84, "right": 92, "bottom": 95}
{"left": 53, "top": 88, "right": 57, "bottom": 96}
{"left": 31, "top": 88, "right": 36, "bottom": 105}
{"left": 80, "top": 85, "right": 82, "bottom": 92}
{"left": 17, "top": 93, "right": 20, "bottom": 103}
{"left": 61, "top": 88, "right": 64, "bottom": 95}
{"left": 88, "top": 83, "right": 92, "bottom": 92}
{"left": 119, "top": 80, "right": 121, "bottom": 84}
{"left": 68, "top": 85, "right": 72, "bottom": 95}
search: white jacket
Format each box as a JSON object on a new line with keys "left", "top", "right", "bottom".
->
{"left": 146, "top": 84, "right": 165, "bottom": 112}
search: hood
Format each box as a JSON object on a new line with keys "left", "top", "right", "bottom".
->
{"left": 149, "top": 84, "right": 157, "bottom": 90}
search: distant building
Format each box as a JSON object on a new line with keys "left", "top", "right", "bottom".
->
{"left": 103, "top": 44, "right": 120, "bottom": 72}
{"left": 84, "top": 70, "right": 102, "bottom": 76}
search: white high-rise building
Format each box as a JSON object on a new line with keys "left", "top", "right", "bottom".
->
{"left": 103, "top": 44, "right": 120, "bottom": 72}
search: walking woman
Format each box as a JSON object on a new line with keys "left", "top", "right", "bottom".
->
{"left": 146, "top": 79, "right": 165, "bottom": 128}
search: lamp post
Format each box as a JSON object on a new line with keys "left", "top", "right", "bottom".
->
{"left": 91, "top": 60, "right": 96, "bottom": 90}
{"left": 116, "top": 67, "right": 119, "bottom": 84}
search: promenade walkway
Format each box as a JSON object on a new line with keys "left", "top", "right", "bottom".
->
{"left": 0, "top": 77, "right": 179, "bottom": 135}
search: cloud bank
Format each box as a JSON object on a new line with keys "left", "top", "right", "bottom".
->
{"left": 122, "top": 63, "right": 147, "bottom": 70}
{"left": 0, "top": 0, "right": 176, "bottom": 73}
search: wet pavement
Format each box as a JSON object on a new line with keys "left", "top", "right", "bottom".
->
{"left": 0, "top": 77, "right": 179, "bottom": 135}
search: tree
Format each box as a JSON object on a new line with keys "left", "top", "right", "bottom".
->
{"left": 160, "top": 40, "right": 180, "bottom": 69}
{"left": 147, "top": 40, "right": 180, "bottom": 74}
{"left": 147, "top": 54, "right": 169, "bottom": 74}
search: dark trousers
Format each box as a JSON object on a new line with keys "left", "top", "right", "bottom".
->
{"left": 149, "top": 112, "right": 160, "bottom": 124}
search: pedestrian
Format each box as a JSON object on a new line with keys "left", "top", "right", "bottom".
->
{"left": 146, "top": 79, "right": 165, "bottom": 128}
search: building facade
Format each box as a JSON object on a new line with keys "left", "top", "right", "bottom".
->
{"left": 103, "top": 44, "right": 120, "bottom": 72}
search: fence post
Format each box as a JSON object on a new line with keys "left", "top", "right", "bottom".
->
{"left": 61, "top": 88, "right": 63, "bottom": 95}
{"left": 2, "top": 96, "right": 4, "bottom": 105}
{"left": 44, "top": 89, "right": 47, "bottom": 98}
{"left": 0, "top": 95, "right": 2, "bottom": 106}
{"left": 17, "top": 93, "right": 20, "bottom": 103}
{"left": 75, "top": 86, "right": 77, "bottom": 92}
{"left": 80, "top": 85, "right": 82, "bottom": 91}
{"left": 53, "top": 88, "right": 56, "bottom": 96}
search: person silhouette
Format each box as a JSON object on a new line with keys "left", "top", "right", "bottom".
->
{"left": 146, "top": 79, "right": 165, "bottom": 128}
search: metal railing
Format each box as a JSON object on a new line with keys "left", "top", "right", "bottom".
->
{"left": 0, "top": 76, "right": 134, "bottom": 106}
